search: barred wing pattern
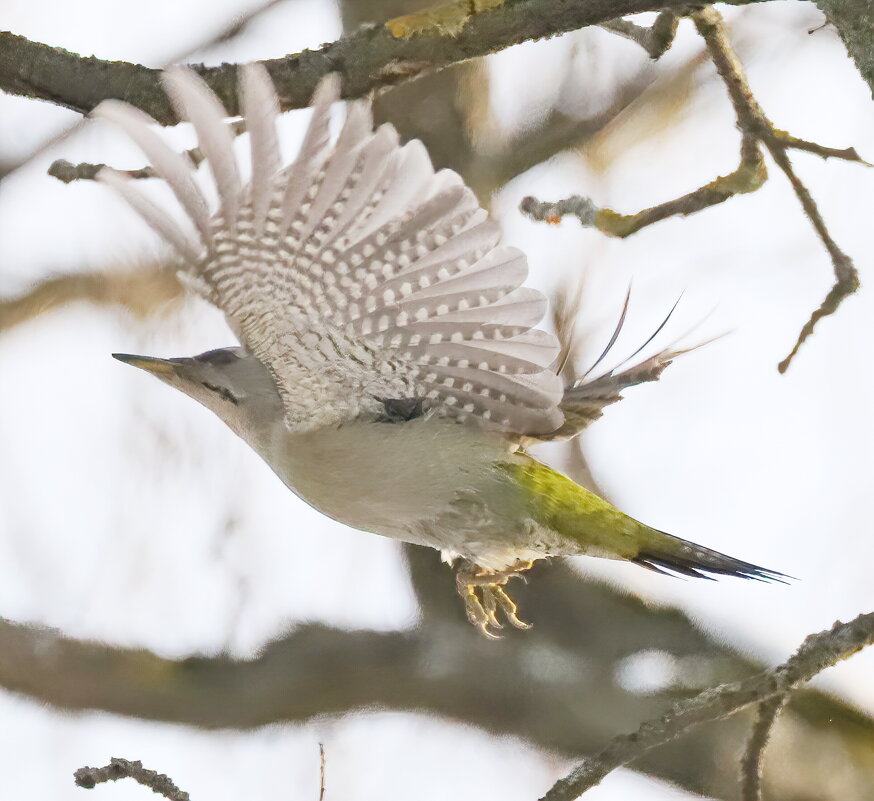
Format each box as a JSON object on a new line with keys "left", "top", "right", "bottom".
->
{"left": 95, "top": 65, "right": 564, "bottom": 435}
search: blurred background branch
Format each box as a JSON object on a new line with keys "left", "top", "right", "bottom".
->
{"left": 740, "top": 695, "right": 787, "bottom": 801}
{"left": 2, "top": 586, "right": 874, "bottom": 801}
{"left": 0, "top": 266, "right": 182, "bottom": 333}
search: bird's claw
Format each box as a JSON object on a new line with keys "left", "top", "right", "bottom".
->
{"left": 456, "top": 561, "right": 534, "bottom": 638}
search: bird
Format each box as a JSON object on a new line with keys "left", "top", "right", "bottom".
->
{"left": 94, "top": 64, "right": 785, "bottom": 637}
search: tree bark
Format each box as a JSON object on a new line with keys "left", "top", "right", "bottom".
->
{"left": 815, "top": 0, "right": 874, "bottom": 100}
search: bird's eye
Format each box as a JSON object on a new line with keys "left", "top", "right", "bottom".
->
{"left": 201, "top": 381, "right": 239, "bottom": 405}
{"left": 197, "top": 348, "right": 238, "bottom": 366}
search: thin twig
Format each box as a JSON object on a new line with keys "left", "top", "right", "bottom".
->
{"left": 540, "top": 610, "right": 874, "bottom": 800}
{"left": 740, "top": 695, "right": 788, "bottom": 801}
{"left": 766, "top": 144, "right": 860, "bottom": 372}
{"left": 318, "top": 743, "right": 327, "bottom": 801}
{"left": 691, "top": 4, "right": 860, "bottom": 372}
{"left": 520, "top": 133, "right": 766, "bottom": 236}
{"left": 75, "top": 758, "right": 190, "bottom": 801}
{"left": 599, "top": 10, "right": 679, "bottom": 59}
{"left": 48, "top": 119, "right": 247, "bottom": 183}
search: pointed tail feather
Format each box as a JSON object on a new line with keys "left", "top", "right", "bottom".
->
{"left": 631, "top": 531, "right": 790, "bottom": 583}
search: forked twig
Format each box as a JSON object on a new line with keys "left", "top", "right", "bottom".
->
{"left": 522, "top": 5, "right": 864, "bottom": 372}
{"left": 599, "top": 10, "right": 679, "bottom": 59}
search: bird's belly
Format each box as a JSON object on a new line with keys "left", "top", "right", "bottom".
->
{"left": 265, "top": 417, "right": 513, "bottom": 542}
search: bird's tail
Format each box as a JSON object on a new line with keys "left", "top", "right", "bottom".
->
{"left": 630, "top": 528, "right": 789, "bottom": 583}
{"left": 503, "top": 456, "right": 788, "bottom": 584}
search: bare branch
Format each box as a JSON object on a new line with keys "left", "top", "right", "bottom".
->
{"left": 768, "top": 144, "right": 860, "bottom": 372}
{"left": 599, "top": 10, "right": 679, "bottom": 59}
{"left": 690, "top": 4, "right": 861, "bottom": 371}
{"left": 772, "top": 129, "right": 868, "bottom": 163}
{"left": 1, "top": 0, "right": 695, "bottom": 124}
{"left": 740, "top": 695, "right": 787, "bottom": 801}
{"left": 540, "top": 610, "right": 874, "bottom": 800}
{"left": 520, "top": 133, "right": 767, "bottom": 235}
{"left": 47, "top": 120, "right": 247, "bottom": 184}
{"left": 524, "top": 4, "right": 863, "bottom": 373}
{"left": 0, "top": 267, "right": 183, "bottom": 334}
{"left": 318, "top": 743, "right": 327, "bottom": 801}
{"left": 75, "top": 758, "right": 189, "bottom": 801}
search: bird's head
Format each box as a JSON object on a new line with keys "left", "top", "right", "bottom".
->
{"left": 112, "top": 348, "right": 283, "bottom": 445}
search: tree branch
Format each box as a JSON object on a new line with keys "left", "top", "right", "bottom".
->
{"left": 47, "top": 120, "right": 247, "bottom": 184}
{"left": 0, "top": 0, "right": 732, "bottom": 124}
{"left": 540, "top": 610, "right": 874, "bottom": 800}
{"left": 0, "top": 266, "right": 183, "bottom": 334}
{"left": 0, "top": 0, "right": 291, "bottom": 183}
{"left": 75, "top": 758, "right": 190, "bottom": 801}
{"left": 522, "top": 4, "right": 864, "bottom": 373}
{"left": 520, "top": 133, "right": 767, "bottom": 234}
{"left": 2, "top": 570, "right": 874, "bottom": 801}
{"left": 690, "top": 4, "right": 861, "bottom": 373}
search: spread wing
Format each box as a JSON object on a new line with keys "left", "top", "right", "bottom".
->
{"left": 94, "top": 65, "right": 563, "bottom": 435}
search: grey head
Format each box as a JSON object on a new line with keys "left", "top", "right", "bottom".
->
{"left": 112, "top": 348, "right": 283, "bottom": 446}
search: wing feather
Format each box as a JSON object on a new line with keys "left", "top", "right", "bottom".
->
{"left": 279, "top": 74, "right": 339, "bottom": 238}
{"left": 240, "top": 63, "right": 280, "bottom": 234}
{"left": 97, "top": 168, "right": 203, "bottom": 263}
{"left": 96, "top": 66, "right": 564, "bottom": 436}
{"left": 93, "top": 101, "right": 213, "bottom": 246}
{"left": 163, "top": 67, "right": 242, "bottom": 228}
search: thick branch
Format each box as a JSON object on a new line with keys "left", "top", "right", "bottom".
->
{"left": 541, "top": 611, "right": 874, "bottom": 800}
{"left": 0, "top": 0, "right": 282, "bottom": 183}
{"left": 2, "top": 0, "right": 702, "bottom": 124}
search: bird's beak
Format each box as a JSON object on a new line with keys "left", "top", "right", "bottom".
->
{"left": 112, "top": 353, "right": 180, "bottom": 377}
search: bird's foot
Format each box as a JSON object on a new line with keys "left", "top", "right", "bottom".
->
{"left": 455, "top": 560, "right": 534, "bottom": 639}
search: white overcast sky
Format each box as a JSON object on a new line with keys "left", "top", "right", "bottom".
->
{"left": 1, "top": 1, "right": 873, "bottom": 799}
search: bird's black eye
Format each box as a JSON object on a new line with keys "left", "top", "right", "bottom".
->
{"left": 202, "top": 381, "right": 239, "bottom": 405}
{"left": 196, "top": 348, "right": 238, "bottom": 366}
